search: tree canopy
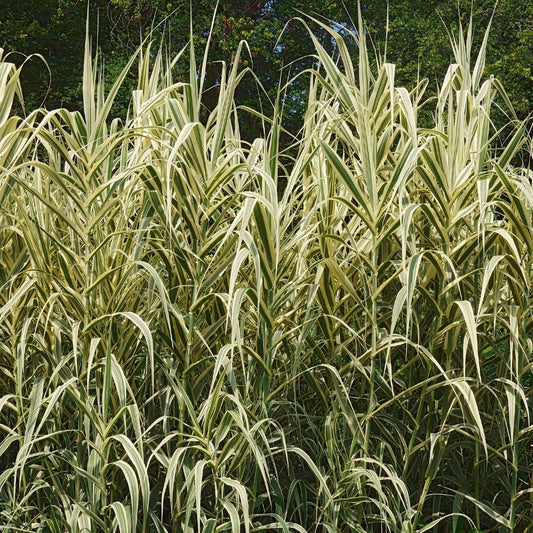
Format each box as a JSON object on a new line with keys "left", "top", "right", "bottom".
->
{"left": 1, "top": 0, "right": 531, "bottom": 134}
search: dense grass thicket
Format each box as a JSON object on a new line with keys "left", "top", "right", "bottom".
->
{"left": 0, "top": 15, "right": 532, "bottom": 532}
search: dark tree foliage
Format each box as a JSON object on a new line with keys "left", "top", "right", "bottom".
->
{"left": 0, "top": 1, "right": 117, "bottom": 111}
{"left": 0, "top": 1, "right": 531, "bottom": 138}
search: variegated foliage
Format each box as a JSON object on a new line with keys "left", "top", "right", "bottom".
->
{"left": 0, "top": 16, "right": 531, "bottom": 533}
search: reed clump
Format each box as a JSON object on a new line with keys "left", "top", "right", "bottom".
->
{"left": 0, "top": 15, "right": 531, "bottom": 533}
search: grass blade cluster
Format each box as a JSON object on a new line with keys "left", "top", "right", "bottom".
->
{"left": 0, "top": 15, "right": 531, "bottom": 533}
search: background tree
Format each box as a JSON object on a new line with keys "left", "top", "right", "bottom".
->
{"left": 0, "top": 1, "right": 115, "bottom": 111}
{"left": 0, "top": 0, "right": 531, "bottom": 137}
